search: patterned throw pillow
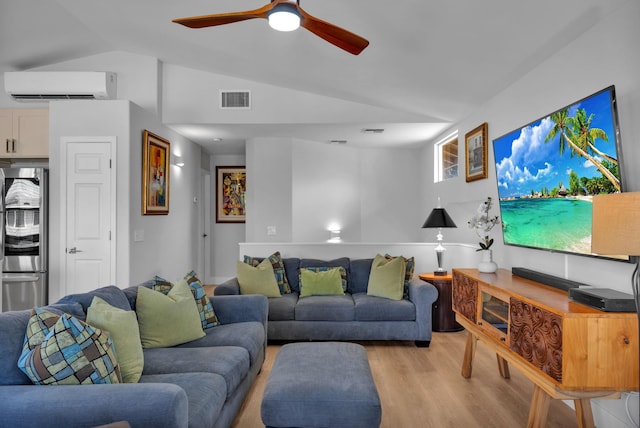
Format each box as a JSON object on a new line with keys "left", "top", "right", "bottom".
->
{"left": 18, "top": 311, "right": 121, "bottom": 385}
{"left": 183, "top": 271, "right": 220, "bottom": 329}
{"left": 300, "top": 266, "right": 348, "bottom": 292}
{"left": 151, "top": 275, "right": 173, "bottom": 294}
{"left": 244, "top": 251, "right": 292, "bottom": 294}
{"left": 21, "top": 308, "right": 60, "bottom": 357}
{"left": 385, "top": 254, "right": 415, "bottom": 299}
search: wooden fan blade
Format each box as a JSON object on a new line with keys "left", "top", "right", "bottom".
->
{"left": 298, "top": 8, "right": 369, "bottom": 55}
{"left": 172, "top": 3, "right": 274, "bottom": 29}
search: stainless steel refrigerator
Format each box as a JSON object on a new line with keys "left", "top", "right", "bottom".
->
{"left": 1, "top": 168, "right": 48, "bottom": 312}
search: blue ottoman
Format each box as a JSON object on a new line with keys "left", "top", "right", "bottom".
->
{"left": 261, "top": 342, "right": 382, "bottom": 428}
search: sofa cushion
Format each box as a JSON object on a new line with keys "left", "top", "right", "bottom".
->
{"left": 299, "top": 268, "right": 345, "bottom": 298}
{"left": 353, "top": 293, "right": 416, "bottom": 321}
{"left": 176, "top": 320, "right": 266, "bottom": 366}
{"left": 348, "top": 258, "right": 374, "bottom": 294}
{"left": 136, "top": 282, "right": 205, "bottom": 349}
{"left": 0, "top": 303, "right": 83, "bottom": 386}
{"left": 367, "top": 254, "right": 406, "bottom": 301}
{"left": 56, "top": 285, "right": 131, "bottom": 316}
{"left": 283, "top": 258, "right": 301, "bottom": 292}
{"left": 237, "top": 259, "right": 282, "bottom": 297}
{"left": 143, "top": 346, "right": 250, "bottom": 398}
{"left": 141, "top": 372, "right": 226, "bottom": 428}
{"left": 244, "top": 251, "right": 292, "bottom": 294}
{"left": 18, "top": 312, "right": 122, "bottom": 385}
{"left": 86, "top": 296, "right": 144, "bottom": 383}
{"left": 295, "top": 294, "right": 355, "bottom": 321}
{"left": 268, "top": 292, "right": 298, "bottom": 321}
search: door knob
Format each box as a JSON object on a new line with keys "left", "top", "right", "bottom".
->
{"left": 67, "top": 247, "right": 83, "bottom": 254}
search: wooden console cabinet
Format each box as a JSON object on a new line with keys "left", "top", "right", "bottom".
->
{"left": 452, "top": 268, "right": 638, "bottom": 428}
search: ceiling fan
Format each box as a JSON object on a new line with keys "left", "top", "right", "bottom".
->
{"left": 172, "top": 0, "right": 369, "bottom": 55}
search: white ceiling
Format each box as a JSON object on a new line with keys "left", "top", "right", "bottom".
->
{"left": 0, "top": 0, "right": 629, "bottom": 154}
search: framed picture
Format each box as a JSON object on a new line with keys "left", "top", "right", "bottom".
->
{"left": 465, "top": 122, "right": 488, "bottom": 182}
{"left": 216, "top": 166, "right": 246, "bottom": 223}
{"left": 142, "top": 130, "right": 170, "bottom": 215}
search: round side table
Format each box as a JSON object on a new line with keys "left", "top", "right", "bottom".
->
{"left": 419, "top": 273, "right": 464, "bottom": 332}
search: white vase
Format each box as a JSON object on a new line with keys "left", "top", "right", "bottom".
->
{"left": 478, "top": 249, "right": 498, "bottom": 273}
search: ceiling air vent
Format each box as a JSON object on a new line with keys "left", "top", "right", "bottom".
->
{"left": 220, "top": 90, "right": 251, "bottom": 109}
{"left": 361, "top": 128, "right": 385, "bottom": 134}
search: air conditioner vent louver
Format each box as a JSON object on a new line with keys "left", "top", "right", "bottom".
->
{"left": 221, "top": 91, "right": 251, "bottom": 109}
{"left": 11, "top": 94, "right": 97, "bottom": 101}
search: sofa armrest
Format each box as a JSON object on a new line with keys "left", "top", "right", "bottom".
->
{"left": 0, "top": 383, "right": 188, "bottom": 428}
{"left": 214, "top": 278, "right": 240, "bottom": 295}
{"left": 209, "top": 294, "right": 268, "bottom": 327}
{"left": 408, "top": 278, "right": 439, "bottom": 340}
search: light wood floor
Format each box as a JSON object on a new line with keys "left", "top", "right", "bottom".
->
{"left": 230, "top": 333, "right": 578, "bottom": 428}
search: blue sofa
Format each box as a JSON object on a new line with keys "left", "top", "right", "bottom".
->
{"left": 0, "top": 283, "right": 268, "bottom": 428}
{"left": 216, "top": 257, "right": 438, "bottom": 347}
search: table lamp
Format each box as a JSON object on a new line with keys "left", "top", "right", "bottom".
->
{"left": 591, "top": 192, "right": 640, "bottom": 315}
{"left": 422, "top": 204, "right": 457, "bottom": 276}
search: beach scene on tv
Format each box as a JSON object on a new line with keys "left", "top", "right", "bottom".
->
{"left": 493, "top": 88, "right": 622, "bottom": 257}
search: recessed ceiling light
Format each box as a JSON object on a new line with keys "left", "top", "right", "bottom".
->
{"left": 212, "top": 138, "right": 223, "bottom": 142}
{"left": 361, "top": 128, "right": 385, "bottom": 134}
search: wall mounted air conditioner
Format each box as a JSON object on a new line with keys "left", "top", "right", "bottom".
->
{"left": 4, "top": 71, "right": 117, "bottom": 101}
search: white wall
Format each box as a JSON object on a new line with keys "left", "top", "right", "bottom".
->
{"left": 48, "top": 100, "right": 203, "bottom": 301}
{"left": 127, "top": 103, "right": 203, "bottom": 285}
{"left": 420, "top": 3, "right": 640, "bottom": 426}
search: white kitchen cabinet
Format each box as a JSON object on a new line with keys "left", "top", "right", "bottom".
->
{"left": 0, "top": 109, "right": 49, "bottom": 158}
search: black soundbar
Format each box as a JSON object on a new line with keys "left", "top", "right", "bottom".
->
{"left": 511, "top": 267, "right": 588, "bottom": 291}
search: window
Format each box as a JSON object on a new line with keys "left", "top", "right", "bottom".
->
{"left": 434, "top": 131, "right": 459, "bottom": 183}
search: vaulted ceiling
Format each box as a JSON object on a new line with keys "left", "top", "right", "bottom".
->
{"left": 0, "top": 0, "right": 630, "bottom": 153}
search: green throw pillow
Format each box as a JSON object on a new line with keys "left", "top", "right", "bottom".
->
{"left": 86, "top": 296, "right": 144, "bottom": 383}
{"left": 367, "top": 254, "right": 407, "bottom": 300}
{"left": 136, "top": 281, "right": 205, "bottom": 349}
{"left": 236, "top": 259, "right": 282, "bottom": 297}
{"left": 299, "top": 267, "right": 345, "bottom": 298}
{"left": 244, "top": 251, "right": 292, "bottom": 294}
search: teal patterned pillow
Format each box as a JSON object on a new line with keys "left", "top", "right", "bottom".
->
{"left": 18, "top": 312, "right": 121, "bottom": 385}
{"left": 21, "top": 307, "right": 60, "bottom": 357}
{"left": 385, "top": 254, "right": 414, "bottom": 299}
{"left": 299, "top": 266, "right": 348, "bottom": 292}
{"left": 244, "top": 251, "right": 292, "bottom": 294}
{"left": 183, "top": 271, "right": 220, "bottom": 329}
{"left": 151, "top": 275, "right": 173, "bottom": 294}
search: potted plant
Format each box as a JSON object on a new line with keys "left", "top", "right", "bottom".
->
{"left": 468, "top": 197, "right": 501, "bottom": 273}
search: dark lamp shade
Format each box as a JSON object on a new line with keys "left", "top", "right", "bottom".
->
{"left": 422, "top": 208, "right": 457, "bottom": 229}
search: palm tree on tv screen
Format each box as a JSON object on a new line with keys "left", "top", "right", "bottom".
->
{"left": 544, "top": 108, "right": 620, "bottom": 192}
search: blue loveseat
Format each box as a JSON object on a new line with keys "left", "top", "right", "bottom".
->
{"left": 216, "top": 257, "right": 438, "bottom": 347}
{"left": 0, "top": 283, "right": 268, "bottom": 428}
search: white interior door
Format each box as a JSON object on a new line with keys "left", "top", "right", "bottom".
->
{"left": 62, "top": 138, "right": 115, "bottom": 295}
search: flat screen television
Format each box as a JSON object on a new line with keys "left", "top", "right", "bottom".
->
{"left": 492, "top": 85, "right": 629, "bottom": 261}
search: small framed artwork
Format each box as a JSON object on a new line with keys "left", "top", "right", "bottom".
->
{"left": 465, "top": 122, "right": 488, "bottom": 182}
{"left": 142, "top": 130, "right": 170, "bottom": 215}
{"left": 216, "top": 166, "right": 246, "bottom": 223}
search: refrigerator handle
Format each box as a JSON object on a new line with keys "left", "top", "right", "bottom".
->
{"left": 3, "top": 275, "right": 39, "bottom": 283}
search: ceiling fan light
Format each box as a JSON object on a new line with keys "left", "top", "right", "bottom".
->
{"left": 268, "top": 11, "right": 300, "bottom": 32}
